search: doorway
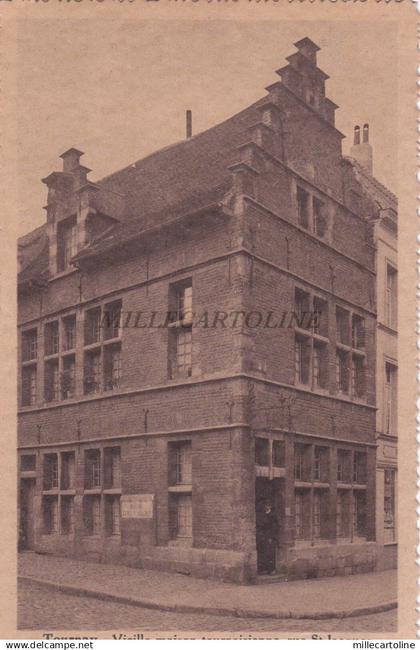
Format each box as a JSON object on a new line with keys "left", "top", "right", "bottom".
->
{"left": 255, "top": 477, "right": 282, "bottom": 574}
{"left": 19, "top": 479, "right": 35, "bottom": 550}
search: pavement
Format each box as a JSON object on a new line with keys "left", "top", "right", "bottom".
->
{"left": 18, "top": 552, "right": 397, "bottom": 621}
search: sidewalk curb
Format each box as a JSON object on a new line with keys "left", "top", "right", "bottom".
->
{"left": 19, "top": 575, "right": 397, "bottom": 621}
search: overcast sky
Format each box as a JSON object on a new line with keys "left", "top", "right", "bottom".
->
{"left": 16, "top": 19, "right": 397, "bottom": 237}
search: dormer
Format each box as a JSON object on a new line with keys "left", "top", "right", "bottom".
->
{"left": 42, "top": 149, "right": 122, "bottom": 277}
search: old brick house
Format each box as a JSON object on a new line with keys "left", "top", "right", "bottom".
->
{"left": 18, "top": 38, "right": 380, "bottom": 582}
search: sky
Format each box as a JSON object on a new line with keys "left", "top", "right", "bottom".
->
{"left": 16, "top": 19, "right": 398, "bottom": 237}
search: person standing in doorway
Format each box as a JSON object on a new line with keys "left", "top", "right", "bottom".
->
{"left": 256, "top": 500, "right": 278, "bottom": 574}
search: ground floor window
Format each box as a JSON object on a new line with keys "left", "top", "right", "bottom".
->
{"left": 61, "top": 496, "right": 75, "bottom": 535}
{"left": 83, "top": 495, "right": 102, "bottom": 536}
{"left": 169, "top": 493, "right": 192, "bottom": 540}
{"left": 105, "top": 495, "right": 121, "bottom": 536}
{"left": 384, "top": 468, "right": 396, "bottom": 541}
{"left": 42, "top": 496, "right": 58, "bottom": 534}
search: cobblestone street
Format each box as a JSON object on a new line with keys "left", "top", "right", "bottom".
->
{"left": 18, "top": 581, "right": 397, "bottom": 635}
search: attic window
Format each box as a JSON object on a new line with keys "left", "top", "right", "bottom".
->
{"left": 57, "top": 216, "right": 77, "bottom": 272}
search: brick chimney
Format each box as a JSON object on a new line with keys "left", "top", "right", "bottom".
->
{"left": 350, "top": 124, "right": 373, "bottom": 175}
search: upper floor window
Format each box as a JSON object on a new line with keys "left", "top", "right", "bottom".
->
{"left": 63, "top": 315, "right": 76, "bottom": 352}
{"left": 336, "top": 349, "right": 350, "bottom": 394}
{"left": 169, "top": 441, "right": 192, "bottom": 486}
{"left": 295, "top": 335, "right": 311, "bottom": 385}
{"left": 255, "top": 437, "right": 269, "bottom": 467}
{"left": 85, "top": 307, "right": 102, "bottom": 346}
{"left": 385, "top": 362, "right": 398, "bottom": 435}
{"left": 168, "top": 280, "right": 193, "bottom": 379}
{"left": 103, "top": 300, "right": 122, "bottom": 341}
{"left": 57, "top": 216, "right": 77, "bottom": 272}
{"left": 296, "top": 186, "right": 329, "bottom": 239}
{"left": 386, "top": 264, "right": 397, "bottom": 329}
{"left": 45, "top": 359, "right": 60, "bottom": 402}
{"left": 43, "top": 453, "right": 58, "bottom": 490}
{"left": 336, "top": 307, "right": 350, "bottom": 345}
{"left": 84, "top": 449, "right": 101, "bottom": 489}
{"left": 45, "top": 321, "right": 59, "bottom": 356}
{"left": 22, "top": 365, "right": 37, "bottom": 407}
{"left": 351, "top": 314, "right": 365, "bottom": 349}
{"left": 22, "top": 329, "right": 37, "bottom": 362}
{"left": 297, "top": 187, "right": 310, "bottom": 229}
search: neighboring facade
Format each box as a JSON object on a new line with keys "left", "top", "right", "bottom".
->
{"left": 18, "top": 38, "right": 381, "bottom": 583}
{"left": 345, "top": 134, "right": 398, "bottom": 571}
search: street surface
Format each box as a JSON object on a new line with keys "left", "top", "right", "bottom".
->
{"left": 18, "top": 581, "right": 397, "bottom": 634}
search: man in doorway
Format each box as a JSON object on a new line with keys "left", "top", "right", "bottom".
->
{"left": 256, "top": 500, "right": 278, "bottom": 575}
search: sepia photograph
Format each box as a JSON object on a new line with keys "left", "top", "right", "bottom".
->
{"left": 8, "top": 13, "right": 415, "bottom": 639}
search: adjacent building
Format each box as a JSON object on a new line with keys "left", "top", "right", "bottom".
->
{"left": 18, "top": 38, "right": 386, "bottom": 582}
{"left": 345, "top": 131, "right": 398, "bottom": 570}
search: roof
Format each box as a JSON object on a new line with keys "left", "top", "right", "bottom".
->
{"left": 18, "top": 97, "right": 266, "bottom": 282}
{"left": 344, "top": 156, "right": 398, "bottom": 211}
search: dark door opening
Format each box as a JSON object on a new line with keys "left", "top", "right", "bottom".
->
{"left": 19, "top": 479, "right": 35, "bottom": 551}
{"left": 255, "top": 477, "right": 282, "bottom": 574}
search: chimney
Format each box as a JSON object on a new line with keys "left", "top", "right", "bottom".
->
{"left": 186, "top": 110, "right": 192, "bottom": 139}
{"left": 60, "top": 148, "right": 84, "bottom": 173}
{"left": 350, "top": 123, "right": 373, "bottom": 175}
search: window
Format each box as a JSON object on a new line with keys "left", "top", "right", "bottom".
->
{"left": 168, "top": 441, "right": 193, "bottom": 543}
{"left": 294, "top": 444, "right": 310, "bottom": 481}
{"left": 255, "top": 438, "right": 269, "bottom": 466}
{"left": 295, "top": 335, "right": 311, "bottom": 385}
{"left": 337, "top": 450, "right": 351, "bottom": 483}
{"left": 297, "top": 187, "right": 310, "bottom": 229}
{"left": 43, "top": 496, "right": 58, "bottom": 534}
{"left": 83, "top": 495, "right": 101, "bottom": 535}
{"left": 313, "top": 296, "right": 328, "bottom": 337}
{"left": 45, "top": 321, "right": 59, "bottom": 356}
{"left": 103, "top": 300, "right": 122, "bottom": 341}
{"left": 45, "top": 360, "right": 60, "bottom": 402}
{"left": 63, "top": 315, "right": 76, "bottom": 351}
{"left": 353, "top": 491, "right": 367, "bottom": 537}
{"left": 351, "top": 355, "right": 366, "bottom": 398}
{"left": 104, "top": 447, "right": 121, "bottom": 489}
{"left": 312, "top": 491, "right": 321, "bottom": 539}
{"left": 385, "top": 264, "right": 397, "bottom": 329}
{"left": 336, "top": 307, "right": 350, "bottom": 345}
{"left": 168, "top": 280, "right": 193, "bottom": 380}
{"left": 22, "top": 365, "right": 37, "bottom": 406}
{"left": 61, "top": 496, "right": 75, "bottom": 535}
{"left": 295, "top": 491, "right": 304, "bottom": 539}
{"left": 313, "top": 446, "right": 328, "bottom": 482}
{"left": 175, "top": 285, "right": 193, "bottom": 325}
{"left": 272, "top": 440, "right": 285, "bottom": 468}
{"left": 384, "top": 469, "right": 396, "bottom": 540}
{"left": 313, "top": 342, "right": 328, "bottom": 389}
{"left": 105, "top": 495, "right": 121, "bottom": 536}
{"left": 169, "top": 441, "right": 192, "bottom": 485}
{"left": 84, "top": 350, "right": 101, "bottom": 394}
{"left": 313, "top": 198, "right": 328, "bottom": 238}
{"left": 336, "top": 490, "right": 351, "bottom": 537}
{"left": 104, "top": 344, "right": 122, "bottom": 391}
{"left": 43, "top": 453, "right": 58, "bottom": 490}
{"left": 84, "top": 449, "right": 101, "bottom": 489}
{"left": 22, "top": 329, "right": 37, "bottom": 361}
{"left": 57, "top": 215, "right": 77, "bottom": 272}
{"left": 294, "top": 288, "right": 311, "bottom": 330}
{"left": 61, "top": 452, "right": 75, "bottom": 490}
{"left": 169, "top": 493, "right": 192, "bottom": 540}
{"left": 61, "top": 356, "right": 75, "bottom": 399}
{"left": 385, "top": 362, "right": 397, "bottom": 435}
{"left": 21, "top": 455, "right": 36, "bottom": 472}
{"left": 353, "top": 452, "right": 367, "bottom": 484}
{"left": 85, "top": 307, "right": 102, "bottom": 346}
{"left": 351, "top": 314, "right": 365, "bottom": 349}
{"left": 336, "top": 350, "right": 350, "bottom": 394}
{"left": 175, "top": 329, "right": 192, "bottom": 378}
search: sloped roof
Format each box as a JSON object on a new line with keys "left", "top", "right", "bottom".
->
{"left": 344, "top": 157, "right": 397, "bottom": 211}
{"left": 18, "top": 97, "right": 265, "bottom": 283}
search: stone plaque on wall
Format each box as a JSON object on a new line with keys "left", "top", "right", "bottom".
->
{"left": 121, "top": 494, "right": 154, "bottom": 519}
